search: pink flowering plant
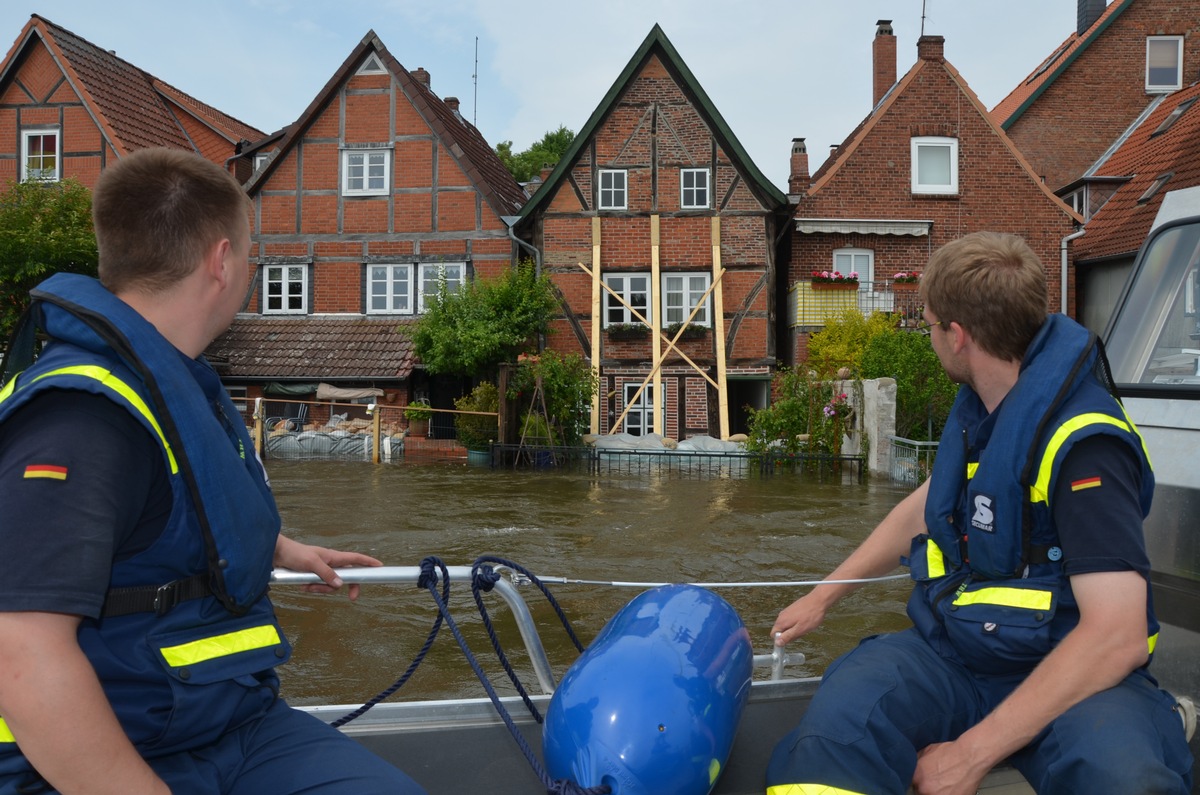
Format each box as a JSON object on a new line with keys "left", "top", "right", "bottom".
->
{"left": 892, "top": 271, "right": 920, "bottom": 283}
{"left": 811, "top": 270, "right": 859, "bottom": 285}
{"left": 823, "top": 392, "right": 852, "bottom": 420}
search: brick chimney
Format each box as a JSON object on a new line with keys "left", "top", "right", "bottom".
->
{"left": 789, "top": 138, "right": 809, "bottom": 193}
{"left": 445, "top": 96, "right": 460, "bottom": 112}
{"left": 1077, "top": 0, "right": 1106, "bottom": 35}
{"left": 873, "top": 20, "right": 896, "bottom": 107}
{"left": 412, "top": 67, "right": 430, "bottom": 87}
{"left": 917, "top": 35, "right": 945, "bottom": 63}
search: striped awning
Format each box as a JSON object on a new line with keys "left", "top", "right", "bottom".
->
{"left": 795, "top": 218, "right": 933, "bottom": 236}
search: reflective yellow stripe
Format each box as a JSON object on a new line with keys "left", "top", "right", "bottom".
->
{"left": 0, "top": 717, "right": 13, "bottom": 743}
{"left": 0, "top": 376, "right": 16, "bottom": 402}
{"left": 952, "top": 587, "right": 1052, "bottom": 611}
{"left": 966, "top": 462, "right": 978, "bottom": 480}
{"left": 159, "top": 624, "right": 281, "bottom": 668}
{"left": 767, "top": 785, "right": 868, "bottom": 795}
{"left": 926, "top": 539, "right": 946, "bottom": 578}
{"left": 1031, "top": 412, "right": 1137, "bottom": 504}
{"left": 27, "top": 365, "right": 179, "bottom": 474}
{"left": 1148, "top": 632, "right": 1159, "bottom": 655}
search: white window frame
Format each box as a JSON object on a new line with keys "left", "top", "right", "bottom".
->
{"left": 1146, "top": 36, "right": 1183, "bottom": 93}
{"left": 680, "top": 168, "right": 710, "bottom": 209}
{"left": 342, "top": 148, "right": 391, "bottom": 196}
{"left": 21, "top": 128, "right": 60, "bottom": 182}
{"left": 599, "top": 169, "right": 627, "bottom": 210}
{"left": 254, "top": 153, "right": 270, "bottom": 172}
{"left": 357, "top": 53, "right": 387, "bottom": 75}
{"left": 832, "top": 248, "right": 874, "bottom": 287}
{"left": 418, "top": 262, "right": 466, "bottom": 313}
{"left": 604, "top": 273, "right": 651, "bottom": 326}
{"left": 366, "top": 263, "right": 413, "bottom": 314}
{"left": 263, "top": 263, "right": 309, "bottom": 314}
{"left": 662, "top": 272, "right": 711, "bottom": 327}
{"left": 622, "top": 383, "right": 660, "bottom": 437}
{"left": 911, "top": 137, "right": 958, "bottom": 195}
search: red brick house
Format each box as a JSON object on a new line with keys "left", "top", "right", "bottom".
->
{"left": 993, "top": 0, "right": 1200, "bottom": 330}
{"left": 514, "top": 25, "right": 789, "bottom": 440}
{"left": 994, "top": 0, "right": 1200, "bottom": 195}
{"left": 0, "top": 15, "right": 262, "bottom": 186}
{"left": 1069, "top": 81, "right": 1200, "bottom": 333}
{"left": 207, "top": 31, "right": 527, "bottom": 433}
{"left": 786, "top": 24, "right": 1079, "bottom": 365}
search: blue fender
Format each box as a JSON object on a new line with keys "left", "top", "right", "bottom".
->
{"left": 543, "top": 584, "right": 753, "bottom": 795}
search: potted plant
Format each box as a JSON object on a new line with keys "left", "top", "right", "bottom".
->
{"left": 891, "top": 272, "right": 920, "bottom": 291}
{"left": 810, "top": 270, "right": 860, "bottom": 290}
{"left": 665, "top": 321, "right": 708, "bottom": 340}
{"left": 606, "top": 322, "right": 650, "bottom": 340}
{"left": 403, "top": 399, "right": 432, "bottom": 437}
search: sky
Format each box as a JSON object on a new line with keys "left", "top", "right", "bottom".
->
{"left": 3, "top": 0, "right": 1081, "bottom": 191}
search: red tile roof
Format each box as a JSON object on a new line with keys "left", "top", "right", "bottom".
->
{"left": 3, "top": 16, "right": 263, "bottom": 159}
{"left": 992, "top": 0, "right": 1131, "bottom": 128}
{"left": 1074, "top": 82, "right": 1200, "bottom": 261}
{"left": 207, "top": 316, "right": 417, "bottom": 380}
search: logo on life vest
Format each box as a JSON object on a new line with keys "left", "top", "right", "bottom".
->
{"left": 970, "top": 493, "right": 995, "bottom": 533}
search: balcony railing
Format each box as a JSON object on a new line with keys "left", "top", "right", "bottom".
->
{"left": 788, "top": 279, "right": 923, "bottom": 328}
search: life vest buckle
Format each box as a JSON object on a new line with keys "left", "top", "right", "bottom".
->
{"left": 154, "top": 579, "right": 186, "bottom": 616}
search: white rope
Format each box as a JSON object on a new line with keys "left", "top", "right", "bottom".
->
{"left": 526, "top": 573, "right": 911, "bottom": 589}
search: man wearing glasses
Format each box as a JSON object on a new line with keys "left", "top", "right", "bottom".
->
{"left": 766, "top": 232, "right": 1192, "bottom": 794}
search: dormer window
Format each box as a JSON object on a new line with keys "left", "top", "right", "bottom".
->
{"left": 911, "top": 137, "right": 958, "bottom": 195}
{"left": 1146, "top": 36, "right": 1183, "bottom": 92}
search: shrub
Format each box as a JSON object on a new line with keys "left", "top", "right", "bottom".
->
{"left": 453, "top": 382, "right": 499, "bottom": 451}
{"left": 507, "top": 351, "right": 598, "bottom": 447}
{"left": 860, "top": 329, "right": 958, "bottom": 441}
{"left": 806, "top": 311, "right": 898, "bottom": 377}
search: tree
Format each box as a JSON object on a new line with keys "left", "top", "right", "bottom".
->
{"left": 408, "top": 261, "right": 559, "bottom": 377}
{"left": 495, "top": 126, "right": 575, "bottom": 182}
{"left": 0, "top": 179, "right": 98, "bottom": 342}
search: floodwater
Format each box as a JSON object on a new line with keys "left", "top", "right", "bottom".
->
{"left": 266, "top": 460, "right": 917, "bottom": 707}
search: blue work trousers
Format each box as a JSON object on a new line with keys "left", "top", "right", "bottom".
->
{"left": 2, "top": 699, "right": 426, "bottom": 795}
{"left": 766, "top": 629, "right": 1193, "bottom": 794}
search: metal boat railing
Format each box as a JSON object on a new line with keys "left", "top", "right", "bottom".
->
{"left": 271, "top": 565, "right": 806, "bottom": 695}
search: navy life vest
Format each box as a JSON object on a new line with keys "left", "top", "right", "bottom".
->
{"left": 905, "top": 314, "right": 1156, "bottom": 676}
{"left": 0, "top": 274, "right": 290, "bottom": 763}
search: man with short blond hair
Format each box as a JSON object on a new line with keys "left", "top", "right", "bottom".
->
{"left": 767, "top": 232, "right": 1192, "bottom": 794}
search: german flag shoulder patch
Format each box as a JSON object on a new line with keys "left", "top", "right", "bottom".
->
{"left": 23, "top": 464, "right": 68, "bottom": 481}
{"left": 1070, "top": 476, "right": 1102, "bottom": 492}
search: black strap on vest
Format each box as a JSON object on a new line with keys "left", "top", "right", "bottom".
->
{"left": 102, "top": 573, "right": 212, "bottom": 618}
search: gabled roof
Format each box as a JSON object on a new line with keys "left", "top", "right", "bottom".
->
{"left": 1074, "top": 82, "right": 1200, "bottom": 261}
{"left": 243, "top": 30, "right": 526, "bottom": 217}
{"left": 518, "top": 24, "right": 786, "bottom": 221}
{"left": 0, "top": 15, "right": 264, "bottom": 158}
{"left": 207, "top": 316, "right": 417, "bottom": 380}
{"left": 992, "top": 0, "right": 1132, "bottom": 129}
{"left": 803, "top": 45, "right": 1079, "bottom": 221}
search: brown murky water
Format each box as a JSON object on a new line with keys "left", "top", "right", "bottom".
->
{"left": 265, "top": 460, "right": 915, "bottom": 707}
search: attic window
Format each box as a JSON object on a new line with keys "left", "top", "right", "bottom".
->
{"left": 911, "top": 137, "right": 958, "bottom": 195}
{"left": 21, "top": 129, "right": 60, "bottom": 182}
{"left": 1137, "top": 172, "right": 1173, "bottom": 204}
{"left": 1151, "top": 97, "right": 1197, "bottom": 137}
{"left": 342, "top": 149, "right": 391, "bottom": 195}
{"left": 1146, "top": 37, "right": 1183, "bottom": 92}
{"left": 357, "top": 54, "right": 386, "bottom": 75}
{"left": 1028, "top": 42, "right": 1070, "bottom": 83}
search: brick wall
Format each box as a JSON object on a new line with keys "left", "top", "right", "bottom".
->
{"left": 249, "top": 60, "right": 516, "bottom": 317}
{"left": 1005, "top": 0, "right": 1200, "bottom": 192}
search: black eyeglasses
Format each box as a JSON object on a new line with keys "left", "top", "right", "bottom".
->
{"left": 915, "top": 319, "right": 951, "bottom": 337}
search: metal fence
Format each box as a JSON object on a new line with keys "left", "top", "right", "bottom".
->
{"left": 889, "top": 436, "right": 939, "bottom": 485}
{"left": 788, "top": 279, "right": 923, "bottom": 328}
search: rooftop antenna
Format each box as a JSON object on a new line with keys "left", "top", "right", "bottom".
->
{"left": 921, "top": 0, "right": 928, "bottom": 36}
{"left": 473, "top": 36, "right": 478, "bottom": 127}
